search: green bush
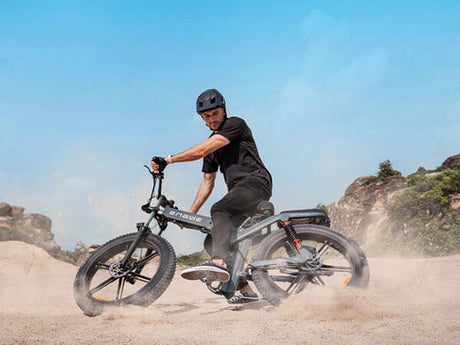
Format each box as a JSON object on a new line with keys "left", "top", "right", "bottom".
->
{"left": 177, "top": 251, "right": 209, "bottom": 266}
{"left": 389, "top": 167, "right": 460, "bottom": 255}
{"left": 316, "top": 203, "right": 329, "bottom": 216}
{"left": 377, "top": 160, "right": 401, "bottom": 180}
{"left": 62, "top": 241, "right": 86, "bottom": 263}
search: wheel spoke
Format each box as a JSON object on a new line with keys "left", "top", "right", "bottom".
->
{"left": 268, "top": 274, "right": 296, "bottom": 283}
{"left": 320, "top": 264, "right": 352, "bottom": 273}
{"left": 117, "top": 278, "right": 126, "bottom": 300}
{"left": 95, "top": 262, "right": 110, "bottom": 270}
{"left": 129, "top": 272, "right": 152, "bottom": 284}
{"left": 315, "top": 276, "right": 325, "bottom": 286}
{"left": 89, "top": 277, "right": 117, "bottom": 295}
{"left": 315, "top": 242, "right": 330, "bottom": 258}
{"left": 137, "top": 251, "right": 159, "bottom": 267}
{"left": 286, "top": 276, "right": 307, "bottom": 294}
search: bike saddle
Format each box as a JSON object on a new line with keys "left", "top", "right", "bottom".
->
{"left": 256, "top": 200, "right": 274, "bottom": 217}
{"left": 240, "top": 201, "right": 275, "bottom": 229}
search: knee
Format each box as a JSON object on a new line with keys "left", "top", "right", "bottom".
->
{"left": 211, "top": 201, "right": 230, "bottom": 216}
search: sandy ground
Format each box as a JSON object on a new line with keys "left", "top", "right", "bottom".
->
{"left": 0, "top": 241, "right": 459, "bottom": 345}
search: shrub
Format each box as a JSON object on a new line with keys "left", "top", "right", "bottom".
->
{"left": 177, "top": 251, "right": 209, "bottom": 266}
{"left": 62, "top": 241, "right": 87, "bottom": 263}
{"left": 389, "top": 167, "right": 460, "bottom": 255}
{"left": 316, "top": 203, "right": 329, "bottom": 216}
{"left": 377, "top": 160, "right": 401, "bottom": 180}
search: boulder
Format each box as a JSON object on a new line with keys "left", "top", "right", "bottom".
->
{"left": 0, "top": 202, "right": 71, "bottom": 263}
{"left": 441, "top": 154, "right": 460, "bottom": 169}
{"left": 11, "top": 206, "right": 25, "bottom": 216}
{"left": 328, "top": 175, "right": 407, "bottom": 243}
{"left": 75, "top": 244, "right": 101, "bottom": 266}
{"left": 451, "top": 193, "right": 460, "bottom": 210}
{"left": 0, "top": 202, "right": 13, "bottom": 217}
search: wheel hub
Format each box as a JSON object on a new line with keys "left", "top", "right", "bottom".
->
{"left": 108, "top": 259, "right": 136, "bottom": 278}
{"left": 300, "top": 256, "right": 323, "bottom": 272}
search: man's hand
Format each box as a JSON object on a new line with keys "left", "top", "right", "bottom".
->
{"left": 151, "top": 156, "right": 167, "bottom": 174}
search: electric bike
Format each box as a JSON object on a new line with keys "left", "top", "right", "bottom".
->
{"left": 73, "top": 166, "right": 369, "bottom": 316}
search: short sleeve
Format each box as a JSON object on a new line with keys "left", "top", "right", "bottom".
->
{"left": 202, "top": 153, "right": 218, "bottom": 173}
{"left": 215, "top": 117, "right": 244, "bottom": 143}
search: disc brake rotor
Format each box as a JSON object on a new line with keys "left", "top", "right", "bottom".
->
{"left": 108, "top": 258, "right": 136, "bottom": 278}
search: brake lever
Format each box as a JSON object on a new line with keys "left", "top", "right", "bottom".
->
{"left": 144, "top": 164, "right": 164, "bottom": 178}
{"left": 144, "top": 165, "right": 154, "bottom": 175}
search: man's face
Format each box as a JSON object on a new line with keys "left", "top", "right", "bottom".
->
{"left": 200, "top": 107, "right": 225, "bottom": 131}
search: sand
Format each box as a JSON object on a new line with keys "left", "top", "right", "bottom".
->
{"left": 1, "top": 240, "right": 459, "bottom": 344}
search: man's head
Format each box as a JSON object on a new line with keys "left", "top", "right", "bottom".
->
{"left": 199, "top": 107, "right": 226, "bottom": 131}
{"left": 196, "top": 89, "right": 226, "bottom": 114}
{"left": 196, "top": 89, "right": 226, "bottom": 130}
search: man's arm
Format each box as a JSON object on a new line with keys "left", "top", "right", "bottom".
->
{"left": 189, "top": 172, "right": 216, "bottom": 213}
{"left": 151, "top": 134, "right": 229, "bottom": 173}
{"left": 166, "top": 134, "right": 229, "bottom": 164}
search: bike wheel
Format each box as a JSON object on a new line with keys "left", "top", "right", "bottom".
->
{"left": 73, "top": 233, "right": 176, "bottom": 316}
{"left": 252, "top": 224, "right": 369, "bottom": 305}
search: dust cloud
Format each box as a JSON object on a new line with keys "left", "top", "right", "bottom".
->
{"left": 1, "top": 241, "right": 459, "bottom": 344}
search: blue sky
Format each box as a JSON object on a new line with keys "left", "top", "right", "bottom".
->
{"left": 1, "top": 1, "right": 459, "bottom": 253}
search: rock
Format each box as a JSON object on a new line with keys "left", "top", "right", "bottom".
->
{"left": 441, "top": 154, "right": 460, "bottom": 169}
{"left": 76, "top": 244, "right": 101, "bottom": 266}
{"left": 328, "top": 154, "right": 459, "bottom": 246}
{"left": 16, "top": 214, "right": 52, "bottom": 232}
{"left": 451, "top": 193, "right": 460, "bottom": 210}
{"left": 0, "top": 217, "right": 14, "bottom": 240}
{"left": 0, "top": 203, "right": 13, "bottom": 217}
{"left": 11, "top": 206, "right": 25, "bottom": 216}
{"left": 328, "top": 175, "right": 407, "bottom": 243}
{"left": 0, "top": 202, "right": 71, "bottom": 263}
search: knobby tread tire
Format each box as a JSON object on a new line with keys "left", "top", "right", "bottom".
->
{"left": 252, "top": 224, "right": 369, "bottom": 305}
{"left": 73, "top": 233, "right": 176, "bottom": 316}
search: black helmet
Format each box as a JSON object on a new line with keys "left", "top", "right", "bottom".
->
{"left": 196, "top": 89, "right": 226, "bottom": 114}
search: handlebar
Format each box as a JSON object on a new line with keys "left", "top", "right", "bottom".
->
{"left": 142, "top": 165, "right": 176, "bottom": 213}
{"left": 144, "top": 164, "right": 163, "bottom": 178}
{"left": 144, "top": 164, "right": 164, "bottom": 198}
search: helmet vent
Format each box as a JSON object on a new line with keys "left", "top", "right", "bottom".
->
{"left": 196, "top": 88, "right": 225, "bottom": 114}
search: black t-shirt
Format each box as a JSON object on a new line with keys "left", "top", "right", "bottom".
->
{"left": 202, "top": 116, "right": 272, "bottom": 195}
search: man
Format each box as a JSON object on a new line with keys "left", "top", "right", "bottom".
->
{"left": 152, "top": 88, "right": 272, "bottom": 303}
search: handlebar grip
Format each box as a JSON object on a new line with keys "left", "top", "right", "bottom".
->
{"left": 151, "top": 156, "right": 167, "bottom": 173}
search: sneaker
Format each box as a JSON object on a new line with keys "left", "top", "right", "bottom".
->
{"left": 180, "top": 260, "right": 230, "bottom": 283}
{"left": 227, "top": 292, "right": 258, "bottom": 304}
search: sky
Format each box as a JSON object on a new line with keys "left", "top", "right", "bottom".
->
{"left": 1, "top": 1, "right": 459, "bottom": 254}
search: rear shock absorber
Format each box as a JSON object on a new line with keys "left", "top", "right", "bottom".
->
{"left": 279, "top": 215, "right": 303, "bottom": 251}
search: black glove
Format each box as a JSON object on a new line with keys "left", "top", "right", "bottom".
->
{"left": 151, "top": 156, "right": 167, "bottom": 173}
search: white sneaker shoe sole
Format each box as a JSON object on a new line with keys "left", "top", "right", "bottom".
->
{"left": 181, "top": 266, "right": 230, "bottom": 282}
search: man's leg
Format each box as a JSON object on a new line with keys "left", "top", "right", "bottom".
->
{"left": 181, "top": 181, "right": 269, "bottom": 283}
{"left": 210, "top": 184, "right": 267, "bottom": 262}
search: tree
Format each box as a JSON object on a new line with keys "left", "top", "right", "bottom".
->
{"left": 377, "top": 160, "right": 401, "bottom": 180}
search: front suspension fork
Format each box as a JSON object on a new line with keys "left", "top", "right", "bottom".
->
{"left": 119, "top": 222, "right": 150, "bottom": 268}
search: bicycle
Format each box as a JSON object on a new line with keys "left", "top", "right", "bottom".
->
{"left": 73, "top": 166, "right": 370, "bottom": 316}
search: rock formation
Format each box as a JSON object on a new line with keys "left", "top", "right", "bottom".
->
{"left": 328, "top": 175, "right": 407, "bottom": 243}
{"left": 441, "top": 154, "right": 460, "bottom": 170}
{"left": 0, "top": 202, "right": 71, "bottom": 263}
{"left": 328, "top": 154, "right": 460, "bottom": 246}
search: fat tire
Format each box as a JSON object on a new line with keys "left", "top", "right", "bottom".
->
{"left": 252, "top": 224, "right": 369, "bottom": 305}
{"left": 73, "top": 233, "right": 176, "bottom": 316}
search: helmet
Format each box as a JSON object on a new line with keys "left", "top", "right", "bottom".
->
{"left": 196, "top": 89, "right": 226, "bottom": 114}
